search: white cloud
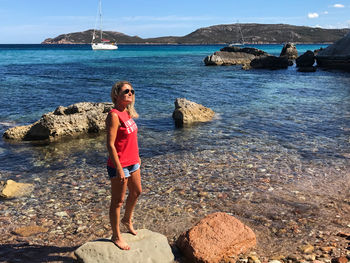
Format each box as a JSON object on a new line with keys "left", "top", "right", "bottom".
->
{"left": 308, "top": 13, "right": 319, "bottom": 19}
{"left": 333, "top": 4, "right": 345, "bottom": 8}
{"left": 323, "top": 11, "right": 329, "bottom": 14}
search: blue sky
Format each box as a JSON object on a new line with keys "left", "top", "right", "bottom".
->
{"left": 0, "top": 0, "right": 349, "bottom": 44}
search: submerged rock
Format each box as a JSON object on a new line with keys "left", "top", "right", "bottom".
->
{"left": 3, "top": 102, "right": 113, "bottom": 142}
{"left": 0, "top": 180, "right": 34, "bottom": 198}
{"left": 177, "top": 212, "right": 256, "bottom": 263}
{"left": 13, "top": 225, "right": 49, "bottom": 237}
{"left": 204, "top": 46, "right": 268, "bottom": 66}
{"left": 316, "top": 31, "right": 350, "bottom": 70}
{"left": 172, "top": 98, "right": 215, "bottom": 127}
{"left": 74, "top": 229, "right": 174, "bottom": 263}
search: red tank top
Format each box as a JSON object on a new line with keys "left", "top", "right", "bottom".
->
{"left": 107, "top": 109, "right": 139, "bottom": 168}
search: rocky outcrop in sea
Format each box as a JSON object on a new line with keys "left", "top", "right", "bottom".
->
{"left": 204, "top": 46, "right": 268, "bottom": 66}
{"left": 3, "top": 102, "right": 113, "bottom": 142}
{"left": 280, "top": 43, "right": 298, "bottom": 65}
{"left": 204, "top": 45, "right": 295, "bottom": 70}
{"left": 172, "top": 98, "right": 215, "bottom": 127}
{"left": 316, "top": 31, "right": 350, "bottom": 70}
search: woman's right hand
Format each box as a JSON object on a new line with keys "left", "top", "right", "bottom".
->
{"left": 117, "top": 169, "right": 126, "bottom": 181}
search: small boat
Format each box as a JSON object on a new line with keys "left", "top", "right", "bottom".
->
{"left": 91, "top": 0, "right": 118, "bottom": 50}
{"left": 229, "top": 22, "right": 245, "bottom": 47}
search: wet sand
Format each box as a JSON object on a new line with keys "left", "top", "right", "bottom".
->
{"left": 1, "top": 137, "right": 350, "bottom": 262}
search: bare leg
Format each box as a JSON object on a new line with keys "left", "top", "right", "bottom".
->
{"left": 122, "top": 168, "right": 142, "bottom": 235}
{"left": 110, "top": 177, "right": 130, "bottom": 250}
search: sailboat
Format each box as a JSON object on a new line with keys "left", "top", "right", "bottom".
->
{"left": 91, "top": 0, "right": 118, "bottom": 50}
{"left": 229, "top": 22, "right": 245, "bottom": 47}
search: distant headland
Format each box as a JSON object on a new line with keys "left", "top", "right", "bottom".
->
{"left": 42, "top": 23, "right": 350, "bottom": 45}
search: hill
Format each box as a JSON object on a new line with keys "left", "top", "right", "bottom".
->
{"left": 42, "top": 24, "right": 350, "bottom": 45}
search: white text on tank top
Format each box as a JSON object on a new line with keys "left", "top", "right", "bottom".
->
{"left": 124, "top": 119, "right": 137, "bottom": 134}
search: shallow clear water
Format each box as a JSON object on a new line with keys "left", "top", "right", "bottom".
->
{"left": 0, "top": 44, "right": 349, "bottom": 178}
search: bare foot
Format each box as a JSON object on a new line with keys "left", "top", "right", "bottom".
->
{"left": 121, "top": 219, "right": 137, "bottom": 235}
{"left": 111, "top": 236, "right": 130, "bottom": 250}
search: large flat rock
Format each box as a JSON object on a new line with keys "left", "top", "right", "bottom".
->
{"left": 3, "top": 102, "right": 114, "bottom": 142}
{"left": 74, "top": 229, "right": 174, "bottom": 263}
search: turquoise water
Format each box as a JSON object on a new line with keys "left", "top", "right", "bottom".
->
{"left": 0, "top": 44, "right": 349, "bottom": 176}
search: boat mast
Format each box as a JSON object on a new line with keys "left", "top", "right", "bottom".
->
{"left": 99, "top": 0, "right": 103, "bottom": 40}
{"left": 237, "top": 21, "right": 245, "bottom": 45}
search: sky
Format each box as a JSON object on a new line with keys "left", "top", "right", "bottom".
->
{"left": 0, "top": 0, "right": 349, "bottom": 44}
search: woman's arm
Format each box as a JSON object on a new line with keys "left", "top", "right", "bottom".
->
{"left": 106, "top": 112, "right": 125, "bottom": 180}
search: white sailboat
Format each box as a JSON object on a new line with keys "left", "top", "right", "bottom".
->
{"left": 91, "top": 0, "right": 118, "bottom": 50}
{"left": 229, "top": 22, "right": 245, "bottom": 47}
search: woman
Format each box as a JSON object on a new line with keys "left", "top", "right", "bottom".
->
{"left": 106, "top": 81, "right": 142, "bottom": 250}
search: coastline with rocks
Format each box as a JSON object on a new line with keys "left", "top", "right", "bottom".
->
{"left": 1, "top": 41, "right": 350, "bottom": 263}
{"left": 204, "top": 31, "right": 350, "bottom": 71}
{"left": 1, "top": 99, "right": 350, "bottom": 262}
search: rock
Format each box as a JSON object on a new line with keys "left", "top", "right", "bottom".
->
{"left": 0, "top": 180, "right": 34, "bottom": 198}
{"left": 300, "top": 244, "right": 314, "bottom": 254}
{"left": 176, "top": 212, "right": 256, "bottom": 263}
{"left": 250, "top": 56, "right": 289, "bottom": 70}
{"left": 303, "top": 254, "right": 316, "bottom": 261}
{"left": 12, "top": 225, "right": 48, "bottom": 237}
{"left": 297, "top": 66, "right": 317, "bottom": 72}
{"left": 242, "top": 63, "right": 252, "bottom": 70}
{"left": 55, "top": 211, "right": 69, "bottom": 217}
{"left": 172, "top": 98, "right": 215, "bottom": 127}
{"left": 221, "top": 46, "right": 268, "bottom": 57}
{"left": 296, "top": 50, "right": 315, "bottom": 67}
{"left": 316, "top": 31, "right": 350, "bottom": 70}
{"left": 320, "top": 246, "right": 335, "bottom": 253}
{"left": 280, "top": 43, "right": 298, "bottom": 62}
{"left": 248, "top": 255, "right": 261, "bottom": 263}
{"left": 337, "top": 232, "right": 350, "bottom": 238}
{"left": 331, "top": 257, "right": 348, "bottom": 263}
{"left": 300, "top": 244, "right": 315, "bottom": 254}
{"left": 204, "top": 46, "right": 268, "bottom": 66}
{"left": 74, "top": 229, "right": 174, "bottom": 263}
{"left": 204, "top": 51, "right": 256, "bottom": 66}
{"left": 3, "top": 102, "right": 114, "bottom": 141}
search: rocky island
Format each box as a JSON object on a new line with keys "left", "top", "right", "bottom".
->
{"left": 42, "top": 23, "right": 350, "bottom": 45}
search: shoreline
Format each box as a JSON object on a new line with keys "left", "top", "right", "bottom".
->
{"left": 1, "top": 145, "right": 349, "bottom": 262}
{"left": 0, "top": 43, "right": 333, "bottom": 46}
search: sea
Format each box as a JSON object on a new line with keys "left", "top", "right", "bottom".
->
{"left": 0, "top": 44, "right": 349, "bottom": 181}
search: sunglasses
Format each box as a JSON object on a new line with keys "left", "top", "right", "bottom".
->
{"left": 122, "top": 89, "right": 135, "bottom": 95}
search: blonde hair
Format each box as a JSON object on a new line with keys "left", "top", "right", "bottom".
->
{"left": 111, "top": 81, "right": 139, "bottom": 119}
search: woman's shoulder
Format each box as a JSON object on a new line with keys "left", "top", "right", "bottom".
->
{"left": 109, "top": 109, "right": 130, "bottom": 122}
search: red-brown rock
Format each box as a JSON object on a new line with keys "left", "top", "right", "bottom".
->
{"left": 176, "top": 212, "right": 256, "bottom": 263}
{"left": 331, "top": 256, "right": 348, "bottom": 263}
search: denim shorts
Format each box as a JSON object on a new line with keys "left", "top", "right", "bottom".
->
{"left": 107, "top": 163, "right": 140, "bottom": 179}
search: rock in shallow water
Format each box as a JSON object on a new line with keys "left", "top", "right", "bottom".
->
{"left": 0, "top": 179, "right": 34, "bottom": 198}
{"left": 74, "top": 229, "right": 174, "bottom": 263}
{"left": 176, "top": 212, "right": 256, "bottom": 263}
{"left": 172, "top": 98, "right": 215, "bottom": 127}
{"left": 3, "top": 102, "right": 113, "bottom": 142}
